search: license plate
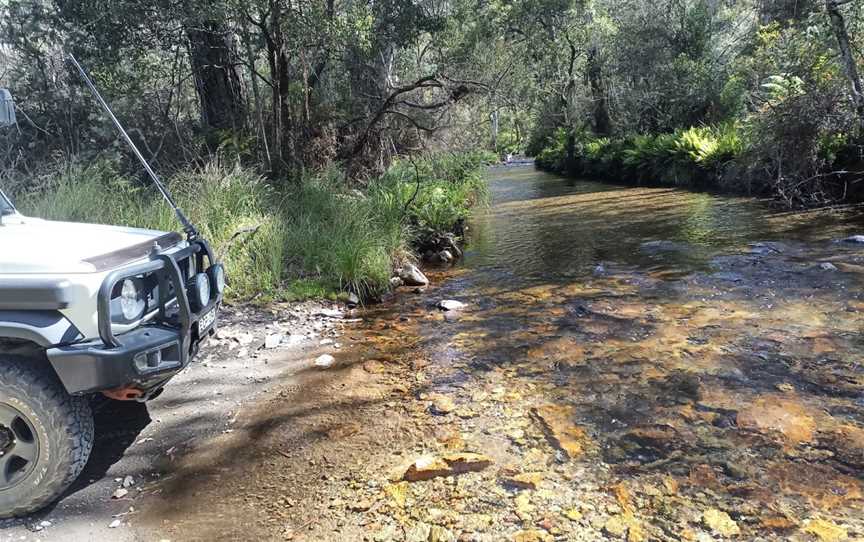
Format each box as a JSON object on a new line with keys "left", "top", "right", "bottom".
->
{"left": 198, "top": 307, "right": 217, "bottom": 332}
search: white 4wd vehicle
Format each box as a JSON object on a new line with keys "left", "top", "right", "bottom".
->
{"left": 0, "top": 74, "right": 223, "bottom": 516}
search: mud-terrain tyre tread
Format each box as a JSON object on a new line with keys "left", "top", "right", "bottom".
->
{"left": 0, "top": 356, "right": 94, "bottom": 518}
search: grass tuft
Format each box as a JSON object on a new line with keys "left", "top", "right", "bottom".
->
{"left": 11, "top": 152, "right": 488, "bottom": 302}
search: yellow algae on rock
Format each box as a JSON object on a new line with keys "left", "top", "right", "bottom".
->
{"left": 736, "top": 395, "right": 817, "bottom": 445}
{"left": 530, "top": 405, "right": 587, "bottom": 459}
{"left": 564, "top": 508, "right": 583, "bottom": 521}
{"left": 511, "top": 530, "right": 552, "bottom": 542}
{"left": 802, "top": 519, "right": 848, "bottom": 542}
{"left": 702, "top": 509, "right": 740, "bottom": 537}
{"left": 384, "top": 481, "right": 408, "bottom": 507}
{"left": 402, "top": 452, "right": 492, "bottom": 482}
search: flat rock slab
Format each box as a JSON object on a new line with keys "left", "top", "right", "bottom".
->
{"left": 403, "top": 453, "right": 492, "bottom": 482}
{"left": 530, "top": 405, "right": 587, "bottom": 459}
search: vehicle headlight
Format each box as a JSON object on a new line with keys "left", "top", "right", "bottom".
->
{"left": 119, "top": 278, "right": 146, "bottom": 321}
{"left": 208, "top": 264, "right": 225, "bottom": 295}
{"left": 190, "top": 273, "right": 210, "bottom": 310}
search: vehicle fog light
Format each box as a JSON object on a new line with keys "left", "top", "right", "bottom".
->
{"left": 120, "top": 279, "right": 145, "bottom": 320}
{"left": 209, "top": 264, "right": 225, "bottom": 295}
{"left": 190, "top": 273, "right": 210, "bottom": 310}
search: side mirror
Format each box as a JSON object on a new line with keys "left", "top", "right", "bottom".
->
{"left": 0, "top": 89, "right": 16, "bottom": 127}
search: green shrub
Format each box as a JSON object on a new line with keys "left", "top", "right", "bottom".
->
{"left": 534, "top": 128, "right": 569, "bottom": 172}
{"left": 11, "top": 152, "right": 488, "bottom": 302}
{"left": 533, "top": 124, "right": 746, "bottom": 188}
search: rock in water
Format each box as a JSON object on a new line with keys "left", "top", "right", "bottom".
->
{"left": 702, "top": 509, "right": 740, "bottom": 537}
{"left": 264, "top": 333, "right": 283, "bottom": 349}
{"left": 803, "top": 519, "right": 848, "bottom": 542}
{"left": 512, "top": 530, "right": 553, "bottom": 542}
{"left": 403, "top": 455, "right": 451, "bottom": 482}
{"left": 437, "top": 299, "right": 466, "bottom": 311}
{"left": 530, "top": 405, "right": 586, "bottom": 459}
{"left": 842, "top": 234, "right": 864, "bottom": 244}
{"left": 405, "top": 522, "right": 432, "bottom": 542}
{"left": 819, "top": 262, "right": 838, "bottom": 271}
{"left": 428, "top": 393, "right": 456, "bottom": 415}
{"left": 736, "top": 396, "right": 816, "bottom": 444}
{"left": 398, "top": 264, "right": 429, "bottom": 287}
{"left": 314, "top": 354, "right": 336, "bottom": 369}
{"left": 403, "top": 453, "right": 492, "bottom": 481}
{"left": 501, "top": 472, "right": 543, "bottom": 490}
{"left": 111, "top": 488, "right": 128, "bottom": 499}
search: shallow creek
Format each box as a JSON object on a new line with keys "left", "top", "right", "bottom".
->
{"left": 140, "top": 165, "right": 864, "bottom": 542}
{"left": 409, "top": 165, "right": 864, "bottom": 540}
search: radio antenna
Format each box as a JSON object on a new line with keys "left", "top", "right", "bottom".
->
{"left": 67, "top": 53, "right": 199, "bottom": 239}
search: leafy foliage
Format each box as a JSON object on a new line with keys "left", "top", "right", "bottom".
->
{"left": 10, "top": 153, "right": 487, "bottom": 301}
{"left": 528, "top": 0, "right": 864, "bottom": 205}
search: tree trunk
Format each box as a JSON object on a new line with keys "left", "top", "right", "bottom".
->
{"left": 586, "top": 45, "right": 612, "bottom": 136}
{"left": 826, "top": 0, "right": 864, "bottom": 126}
{"left": 186, "top": 20, "right": 245, "bottom": 132}
{"left": 240, "top": 16, "right": 271, "bottom": 171}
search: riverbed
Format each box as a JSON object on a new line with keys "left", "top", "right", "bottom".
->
{"left": 37, "top": 165, "right": 864, "bottom": 541}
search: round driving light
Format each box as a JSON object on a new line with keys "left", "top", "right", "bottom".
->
{"left": 191, "top": 273, "right": 210, "bottom": 309}
{"left": 120, "top": 279, "right": 145, "bottom": 321}
{"left": 209, "top": 264, "right": 225, "bottom": 295}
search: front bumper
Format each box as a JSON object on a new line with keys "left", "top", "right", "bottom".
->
{"left": 47, "top": 239, "right": 222, "bottom": 396}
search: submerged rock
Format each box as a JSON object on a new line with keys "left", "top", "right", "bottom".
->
{"left": 511, "top": 530, "right": 553, "bottom": 542}
{"left": 264, "top": 333, "right": 283, "bottom": 349}
{"left": 841, "top": 234, "right": 864, "bottom": 244}
{"left": 501, "top": 472, "right": 543, "bottom": 491}
{"left": 398, "top": 264, "right": 429, "bottom": 286}
{"left": 702, "top": 509, "right": 740, "bottom": 537}
{"left": 803, "top": 518, "right": 848, "bottom": 541}
{"left": 748, "top": 241, "right": 785, "bottom": 254}
{"left": 736, "top": 396, "right": 816, "bottom": 444}
{"left": 428, "top": 393, "right": 456, "bottom": 415}
{"left": 403, "top": 453, "right": 492, "bottom": 481}
{"left": 436, "top": 250, "right": 454, "bottom": 264}
{"left": 640, "top": 240, "right": 688, "bottom": 252}
{"left": 530, "top": 405, "right": 586, "bottom": 459}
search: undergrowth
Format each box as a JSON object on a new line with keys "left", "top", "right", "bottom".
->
{"left": 10, "top": 151, "right": 490, "bottom": 301}
{"left": 535, "top": 124, "right": 743, "bottom": 189}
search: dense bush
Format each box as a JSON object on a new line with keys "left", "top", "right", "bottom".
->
{"left": 535, "top": 125, "right": 745, "bottom": 189}
{"left": 9, "top": 152, "right": 489, "bottom": 302}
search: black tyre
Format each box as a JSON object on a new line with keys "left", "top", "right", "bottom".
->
{"left": 0, "top": 356, "right": 94, "bottom": 517}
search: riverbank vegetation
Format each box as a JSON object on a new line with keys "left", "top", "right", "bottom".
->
{"left": 1, "top": 0, "right": 500, "bottom": 300}
{"left": 9, "top": 151, "right": 491, "bottom": 301}
{"left": 524, "top": 1, "right": 864, "bottom": 207}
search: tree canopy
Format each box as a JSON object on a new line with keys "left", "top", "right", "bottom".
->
{"left": 1, "top": 0, "right": 862, "bottom": 203}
